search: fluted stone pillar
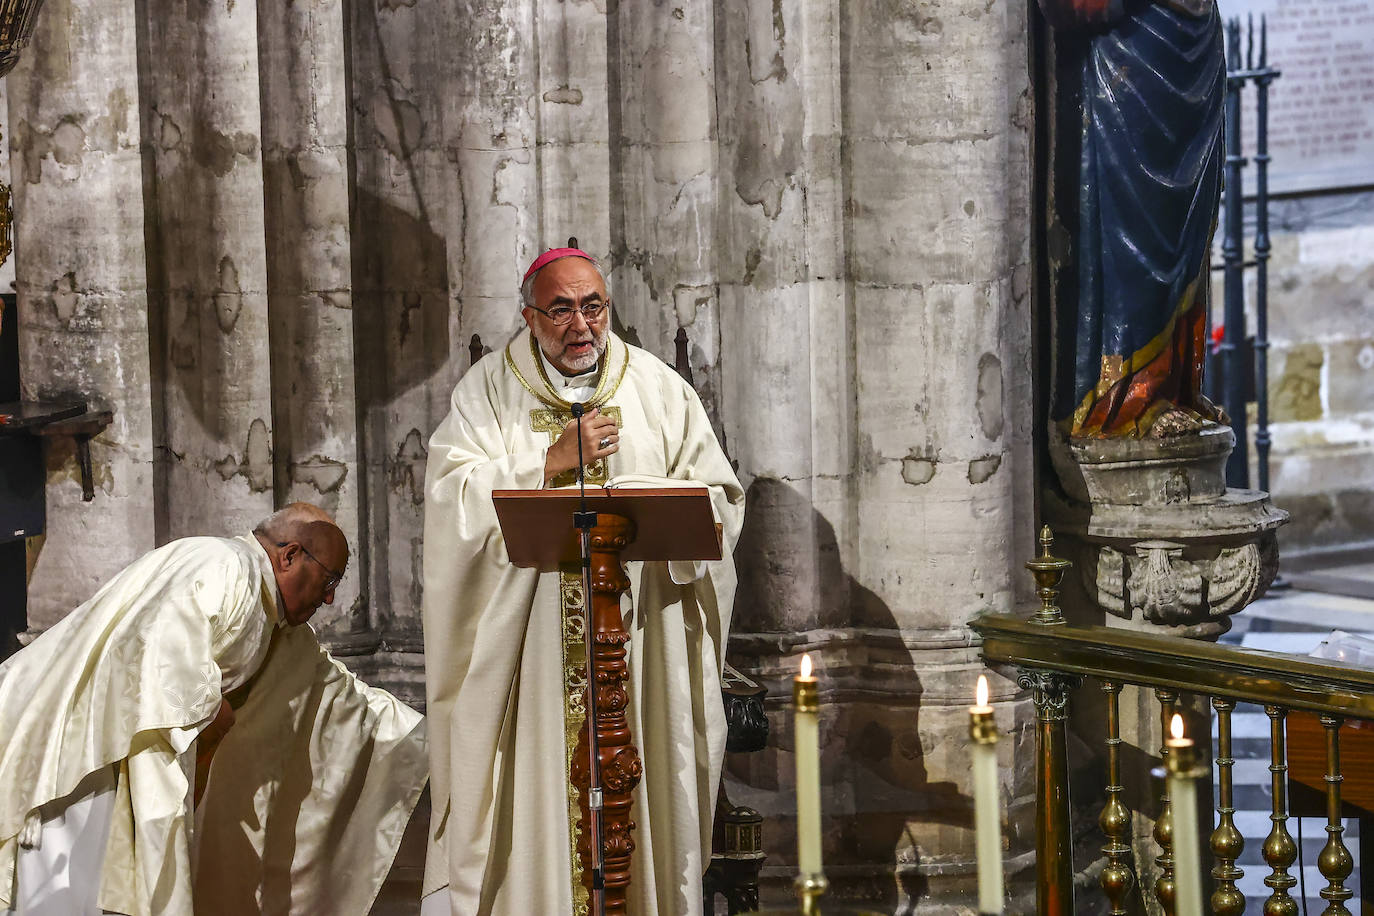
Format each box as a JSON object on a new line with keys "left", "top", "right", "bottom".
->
{"left": 722, "top": 0, "right": 1037, "bottom": 910}
{"left": 349, "top": 0, "right": 464, "bottom": 658}
{"left": 442, "top": 0, "right": 540, "bottom": 347}
{"left": 8, "top": 0, "right": 157, "bottom": 627}
{"left": 533, "top": 0, "right": 611, "bottom": 264}
{"left": 141, "top": 0, "right": 275, "bottom": 542}
{"left": 718, "top": 0, "right": 842, "bottom": 635}
{"left": 257, "top": 0, "right": 368, "bottom": 642}
{"left": 608, "top": 0, "right": 721, "bottom": 377}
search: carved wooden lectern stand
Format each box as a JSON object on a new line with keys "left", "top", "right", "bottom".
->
{"left": 494, "top": 486, "right": 722, "bottom": 915}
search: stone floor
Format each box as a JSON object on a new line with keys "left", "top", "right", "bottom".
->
{"left": 1283, "top": 544, "right": 1374, "bottom": 601}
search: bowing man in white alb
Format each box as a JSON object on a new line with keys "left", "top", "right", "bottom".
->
{"left": 0, "top": 502, "right": 428, "bottom": 916}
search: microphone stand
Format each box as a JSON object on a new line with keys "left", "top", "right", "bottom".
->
{"left": 570, "top": 402, "right": 606, "bottom": 916}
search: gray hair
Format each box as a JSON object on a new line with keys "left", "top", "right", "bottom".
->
{"left": 253, "top": 502, "right": 341, "bottom": 552}
{"left": 521, "top": 254, "right": 610, "bottom": 310}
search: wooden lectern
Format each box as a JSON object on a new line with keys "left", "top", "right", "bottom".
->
{"left": 493, "top": 486, "right": 722, "bottom": 915}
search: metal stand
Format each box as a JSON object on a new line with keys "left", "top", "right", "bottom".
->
{"left": 1249, "top": 20, "right": 1292, "bottom": 595}
{"left": 571, "top": 402, "right": 606, "bottom": 916}
{"left": 1252, "top": 19, "right": 1275, "bottom": 498}
{"left": 1220, "top": 17, "right": 1249, "bottom": 488}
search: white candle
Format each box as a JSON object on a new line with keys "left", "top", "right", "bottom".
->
{"left": 794, "top": 653, "right": 822, "bottom": 876}
{"left": 1167, "top": 714, "right": 1204, "bottom": 916}
{"left": 970, "top": 674, "right": 1003, "bottom": 914}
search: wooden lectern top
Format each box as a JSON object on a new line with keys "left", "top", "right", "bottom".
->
{"left": 493, "top": 486, "right": 721, "bottom": 569}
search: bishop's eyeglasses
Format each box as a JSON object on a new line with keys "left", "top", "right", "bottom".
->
{"left": 278, "top": 541, "right": 345, "bottom": 590}
{"left": 528, "top": 300, "right": 610, "bottom": 326}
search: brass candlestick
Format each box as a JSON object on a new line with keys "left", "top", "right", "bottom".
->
{"left": 753, "top": 661, "right": 883, "bottom": 916}
{"left": 970, "top": 707, "right": 997, "bottom": 744}
{"left": 795, "top": 872, "right": 829, "bottom": 916}
{"left": 1165, "top": 733, "right": 1206, "bottom": 779}
{"left": 793, "top": 664, "right": 819, "bottom": 712}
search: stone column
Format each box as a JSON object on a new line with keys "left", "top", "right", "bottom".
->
{"left": 443, "top": 0, "right": 540, "bottom": 352}
{"left": 140, "top": 0, "right": 275, "bottom": 541}
{"left": 533, "top": 0, "right": 611, "bottom": 260}
{"left": 348, "top": 0, "right": 463, "bottom": 653}
{"left": 843, "top": 0, "right": 1034, "bottom": 907}
{"left": 723, "top": 0, "right": 1037, "bottom": 909}
{"left": 256, "top": 0, "right": 368, "bottom": 643}
{"left": 608, "top": 0, "right": 720, "bottom": 371}
{"left": 715, "top": 0, "right": 853, "bottom": 896}
{"left": 716, "top": 0, "right": 855, "bottom": 633}
{"left": 8, "top": 0, "right": 157, "bottom": 627}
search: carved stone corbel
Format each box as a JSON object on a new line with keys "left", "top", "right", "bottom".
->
{"left": 1048, "top": 426, "right": 1286, "bottom": 636}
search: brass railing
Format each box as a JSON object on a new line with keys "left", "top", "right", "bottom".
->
{"left": 975, "top": 528, "right": 1374, "bottom": 915}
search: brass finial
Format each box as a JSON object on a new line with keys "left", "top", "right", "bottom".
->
{"left": 1025, "top": 525, "right": 1070, "bottom": 626}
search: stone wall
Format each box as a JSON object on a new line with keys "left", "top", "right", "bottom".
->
{"left": 8, "top": 0, "right": 1036, "bottom": 911}
{"left": 1209, "top": 191, "right": 1374, "bottom": 555}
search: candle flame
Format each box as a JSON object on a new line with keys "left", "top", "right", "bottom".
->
{"left": 1170, "top": 713, "right": 1185, "bottom": 741}
{"left": 800, "top": 653, "right": 813, "bottom": 679}
{"left": 976, "top": 674, "right": 989, "bottom": 707}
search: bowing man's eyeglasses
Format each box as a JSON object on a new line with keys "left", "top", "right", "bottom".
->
{"left": 277, "top": 542, "right": 345, "bottom": 590}
{"left": 527, "top": 300, "right": 610, "bottom": 326}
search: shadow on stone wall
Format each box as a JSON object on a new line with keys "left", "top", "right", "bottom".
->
{"left": 346, "top": 187, "right": 450, "bottom": 649}
{"left": 729, "top": 476, "right": 967, "bottom": 909}
{"left": 350, "top": 189, "right": 451, "bottom": 410}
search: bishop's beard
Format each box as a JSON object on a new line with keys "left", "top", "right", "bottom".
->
{"left": 534, "top": 322, "right": 608, "bottom": 374}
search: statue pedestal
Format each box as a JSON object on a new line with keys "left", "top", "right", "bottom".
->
{"left": 1048, "top": 425, "right": 1287, "bottom": 637}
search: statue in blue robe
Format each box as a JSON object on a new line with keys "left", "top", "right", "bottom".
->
{"left": 1045, "top": 0, "right": 1225, "bottom": 438}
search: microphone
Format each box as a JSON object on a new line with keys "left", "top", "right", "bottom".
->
{"left": 571, "top": 402, "right": 591, "bottom": 512}
{"left": 568, "top": 404, "right": 605, "bottom": 913}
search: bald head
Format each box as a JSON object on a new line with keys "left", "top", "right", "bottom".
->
{"left": 255, "top": 501, "right": 335, "bottom": 535}
{"left": 256, "top": 503, "right": 346, "bottom": 555}
{"left": 253, "top": 502, "right": 350, "bottom": 625}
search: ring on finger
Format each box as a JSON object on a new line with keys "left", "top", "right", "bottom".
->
{"left": 598, "top": 436, "right": 612, "bottom": 450}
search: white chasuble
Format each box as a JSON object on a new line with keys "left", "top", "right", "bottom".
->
{"left": 421, "top": 329, "right": 744, "bottom": 916}
{"left": 0, "top": 534, "right": 427, "bottom": 916}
